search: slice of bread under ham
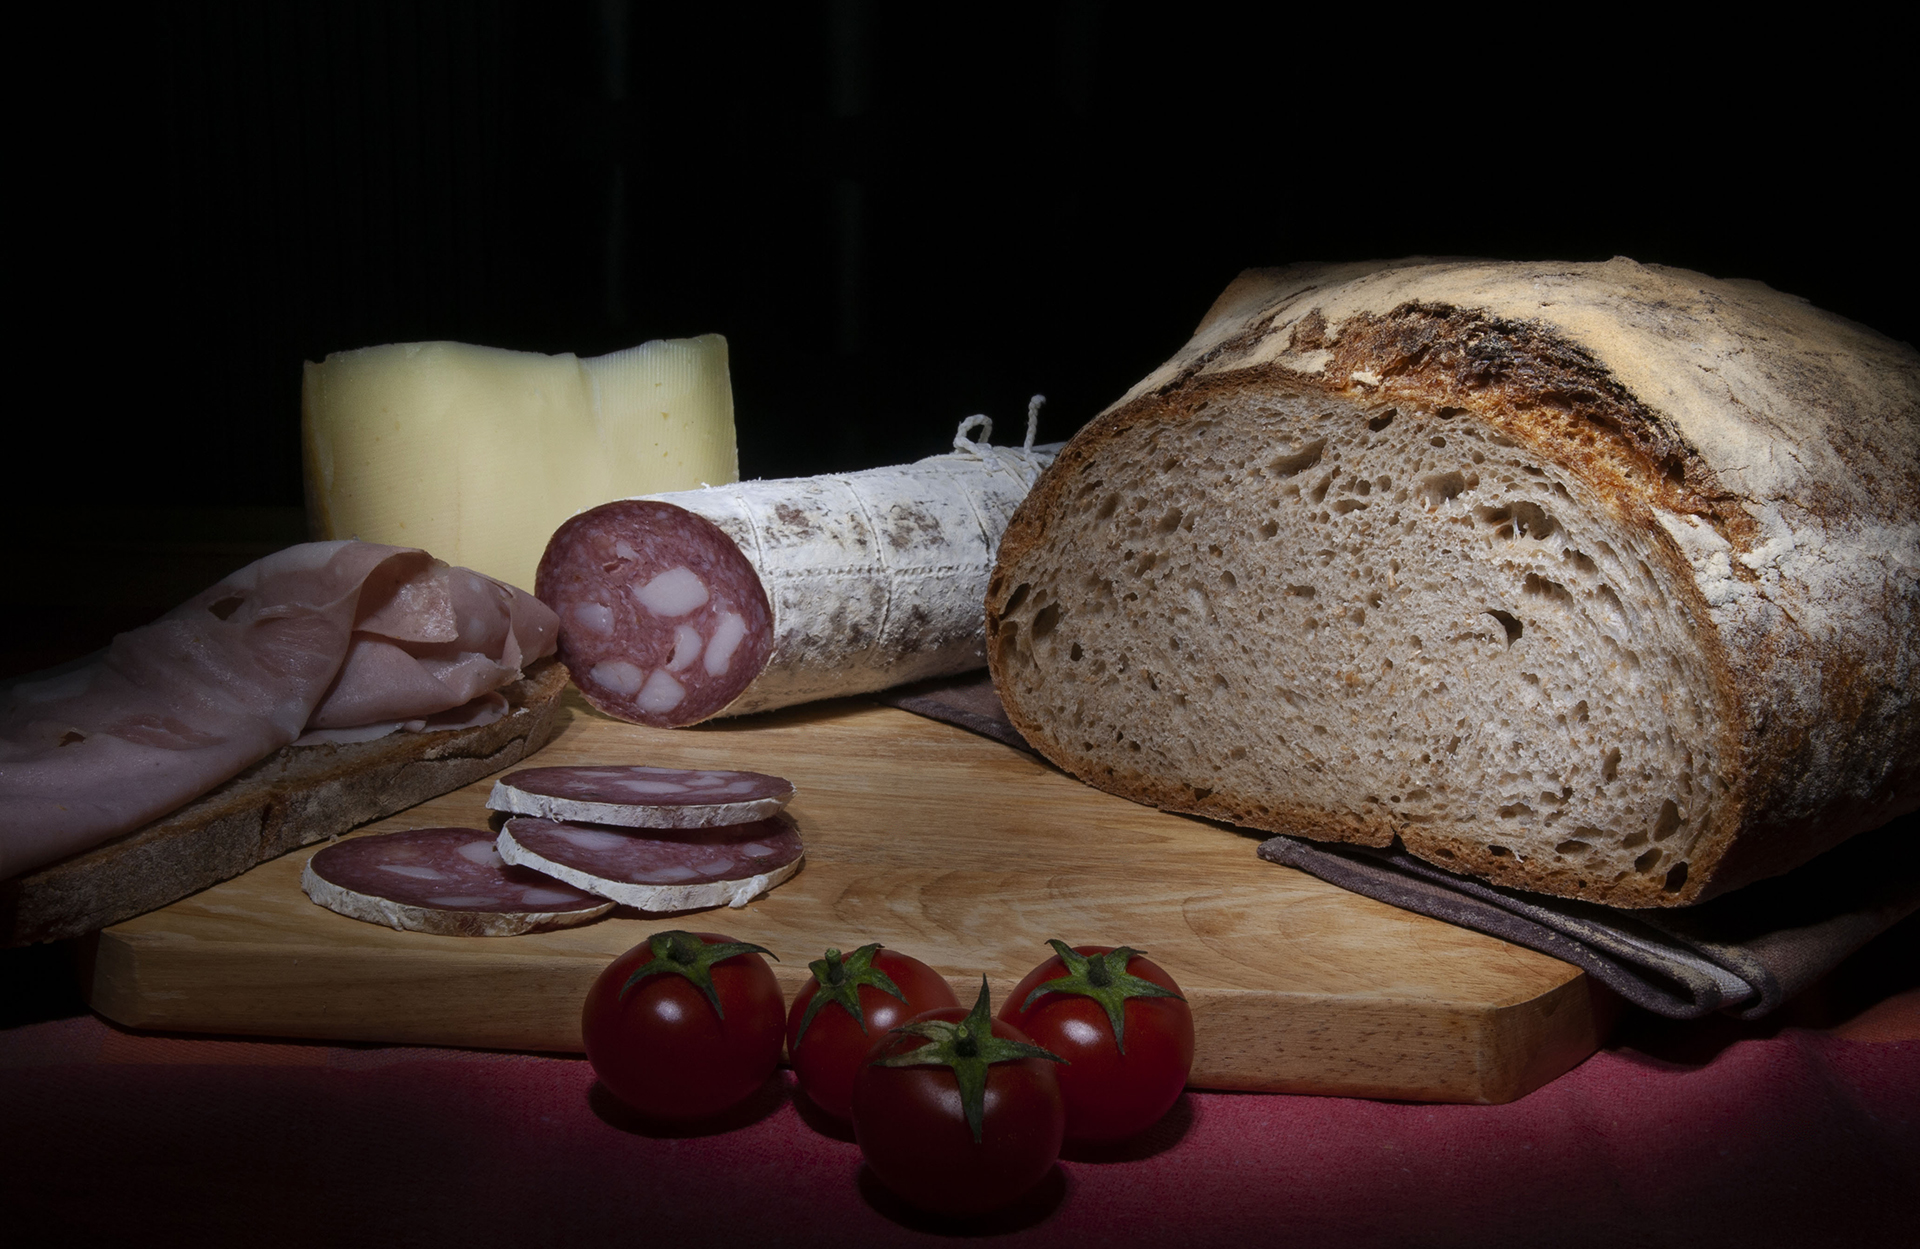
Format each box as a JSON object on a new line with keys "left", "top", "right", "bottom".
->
{"left": 987, "top": 258, "right": 1920, "bottom": 908}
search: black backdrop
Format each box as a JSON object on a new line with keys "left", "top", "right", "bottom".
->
{"left": 18, "top": 3, "right": 1916, "bottom": 513}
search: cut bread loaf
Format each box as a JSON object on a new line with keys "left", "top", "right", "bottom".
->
{"left": 987, "top": 258, "right": 1920, "bottom": 907}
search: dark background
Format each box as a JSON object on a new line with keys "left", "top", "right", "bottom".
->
{"left": 15, "top": 3, "right": 1916, "bottom": 511}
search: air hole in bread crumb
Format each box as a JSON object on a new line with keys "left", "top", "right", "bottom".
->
{"left": 1634, "top": 848, "right": 1662, "bottom": 873}
{"left": 1488, "top": 844, "right": 1512, "bottom": 857}
{"left": 1556, "top": 839, "right": 1591, "bottom": 855}
{"left": 1286, "top": 584, "right": 1315, "bottom": 598}
{"left": 1418, "top": 471, "right": 1467, "bottom": 508}
{"left": 1487, "top": 610, "right": 1523, "bottom": 646}
{"left": 1664, "top": 862, "right": 1690, "bottom": 892}
{"left": 1095, "top": 493, "right": 1119, "bottom": 520}
{"left": 1031, "top": 603, "right": 1062, "bottom": 640}
{"left": 1368, "top": 410, "right": 1396, "bottom": 431}
{"left": 1523, "top": 574, "right": 1574, "bottom": 603}
{"left": 208, "top": 594, "right": 246, "bottom": 620}
{"left": 1002, "top": 583, "right": 1031, "bottom": 614}
{"left": 1498, "top": 803, "right": 1533, "bottom": 819}
{"left": 1602, "top": 747, "right": 1622, "bottom": 781}
{"left": 1309, "top": 475, "right": 1333, "bottom": 505}
{"left": 1269, "top": 439, "right": 1326, "bottom": 478}
{"left": 1069, "top": 642, "right": 1083, "bottom": 662}
{"left": 1258, "top": 519, "right": 1279, "bottom": 538}
{"left": 1652, "top": 799, "right": 1683, "bottom": 841}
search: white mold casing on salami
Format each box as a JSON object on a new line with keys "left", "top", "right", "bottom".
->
{"left": 495, "top": 813, "right": 804, "bottom": 913}
{"left": 301, "top": 827, "right": 613, "bottom": 936}
{"left": 486, "top": 764, "right": 794, "bottom": 828}
{"left": 538, "top": 418, "right": 1060, "bottom": 724}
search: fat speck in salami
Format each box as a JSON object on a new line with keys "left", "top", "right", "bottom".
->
{"left": 302, "top": 827, "right": 613, "bottom": 936}
{"left": 487, "top": 764, "right": 794, "bottom": 828}
{"left": 496, "top": 812, "right": 804, "bottom": 913}
{"left": 536, "top": 501, "right": 774, "bottom": 727}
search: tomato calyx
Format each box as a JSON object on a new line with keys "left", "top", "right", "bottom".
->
{"left": 874, "top": 978, "right": 1064, "bottom": 1144}
{"left": 1020, "top": 939, "right": 1185, "bottom": 1055}
{"left": 619, "top": 929, "right": 776, "bottom": 1019}
{"left": 791, "top": 942, "right": 908, "bottom": 1047}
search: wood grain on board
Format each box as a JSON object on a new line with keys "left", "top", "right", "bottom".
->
{"left": 84, "top": 691, "right": 1613, "bottom": 1103}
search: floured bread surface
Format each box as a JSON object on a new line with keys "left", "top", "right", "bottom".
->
{"left": 989, "top": 258, "right": 1920, "bottom": 907}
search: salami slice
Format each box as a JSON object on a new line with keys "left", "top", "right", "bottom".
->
{"left": 536, "top": 501, "right": 775, "bottom": 727}
{"left": 302, "top": 827, "right": 613, "bottom": 936}
{"left": 487, "top": 764, "right": 795, "bottom": 828}
{"left": 535, "top": 416, "right": 1061, "bottom": 727}
{"left": 496, "top": 813, "right": 804, "bottom": 913}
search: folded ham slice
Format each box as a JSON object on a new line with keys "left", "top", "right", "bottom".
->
{"left": 0, "top": 541, "right": 558, "bottom": 881}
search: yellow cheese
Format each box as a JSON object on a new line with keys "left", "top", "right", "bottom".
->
{"left": 302, "top": 335, "right": 738, "bottom": 593}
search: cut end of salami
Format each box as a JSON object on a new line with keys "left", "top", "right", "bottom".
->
{"left": 537, "top": 500, "right": 774, "bottom": 726}
{"left": 487, "top": 764, "right": 795, "bottom": 828}
{"left": 302, "top": 827, "right": 614, "bottom": 937}
{"left": 496, "top": 812, "right": 804, "bottom": 914}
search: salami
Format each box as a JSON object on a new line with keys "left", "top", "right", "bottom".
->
{"left": 301, "top": 827, "right": 612, "bottom": 936}
{"left": 496, "top": 813, "right": 804, "bottom": 913}
{"left": 536, "top": 412, "right": 1061, "bottom": 726}
{"left": 487, "top": 764, "right": 795, "bottom": 828}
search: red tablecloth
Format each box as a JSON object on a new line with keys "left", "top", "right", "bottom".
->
{"left": 7, "top": 988, "right": 1917, "bottom": 1248}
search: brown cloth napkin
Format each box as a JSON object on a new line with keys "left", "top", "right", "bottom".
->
{"left": 877, "top": 670, "right": 1920, "bottom": 1020}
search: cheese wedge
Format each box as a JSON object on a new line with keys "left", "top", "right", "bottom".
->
{"left": 302, "top": 335, "right": 739, "bottom": 593}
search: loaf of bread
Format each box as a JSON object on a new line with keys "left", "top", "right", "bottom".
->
{"left": 987, "top": 258, "right": 1919, "bottom": 907}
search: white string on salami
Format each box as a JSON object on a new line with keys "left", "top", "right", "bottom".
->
{"left": 536, "top": 410, "right": 1063, "bottom": 726}
{"left": 301, "top": 827, "right": 613, "bottom": 936}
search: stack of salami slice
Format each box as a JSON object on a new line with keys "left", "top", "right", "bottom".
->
{"left": 302, "top": 765, "right": 802, "bottom": 936}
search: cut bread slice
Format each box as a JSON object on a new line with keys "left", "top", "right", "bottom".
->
{"left": 2, "top": 659, "right": 570, "bottom": 944}
{"left": 988, "top": 259, "right": 1920, "bottom": 907}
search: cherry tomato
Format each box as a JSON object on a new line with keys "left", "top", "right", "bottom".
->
{"left": 785, "top": 943, "right": 960, "bottom": 1121}
{"left": 851, "top": 982, "right": 1066, "bottom": 1217}
{"left": 998, "top": 941, "right": 1193, "bottom": 1144}
{"left": 581, "top": 929, "right": 784, "bottom": 1120}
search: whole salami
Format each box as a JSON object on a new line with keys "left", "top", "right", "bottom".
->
{"left": 537, "top": 412, "right": 1061, "bottom": 726}
{"left": 302, "top": 827, "right": 612, "bottom": 936}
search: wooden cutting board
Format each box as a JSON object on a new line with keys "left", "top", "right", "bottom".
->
{"left": 83, "top": 691, "right": 1613, "bottom": 1103}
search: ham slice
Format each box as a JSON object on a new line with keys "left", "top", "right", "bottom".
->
{"left": 0, "top": 541, "right": 558, "bottom": 881}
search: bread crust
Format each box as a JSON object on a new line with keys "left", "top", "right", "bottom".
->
{"left": 988, "top": 259, "right": 1920, "bottom": 906}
